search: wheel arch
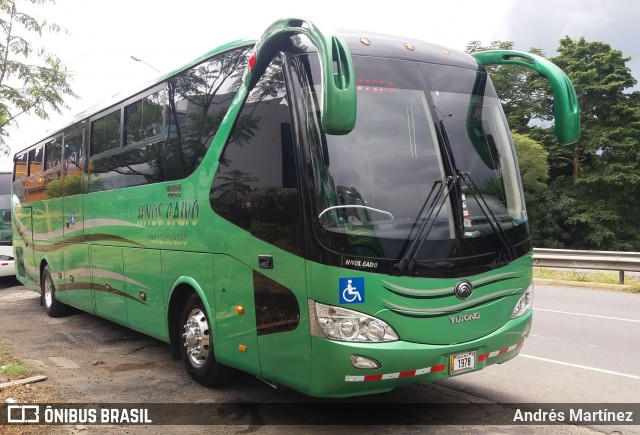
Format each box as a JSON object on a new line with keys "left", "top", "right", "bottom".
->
{"left": 167, "top": 277, "right": 215, "bottom": 361}
{"left": 38, "top": 256, "right": 51, "bottom": 288}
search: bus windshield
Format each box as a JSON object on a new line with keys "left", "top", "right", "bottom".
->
{"left": 296, "top": 55, "right": 528, "bottom": 273}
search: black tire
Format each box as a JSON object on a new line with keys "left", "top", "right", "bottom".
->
{"left": 42, "top": 265, "right": 71, "bottom": 318}
{"left": 179, "top": 293, "right": 234, "bottom": 386}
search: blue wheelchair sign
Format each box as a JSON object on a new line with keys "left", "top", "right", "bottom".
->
{"left": 339, "top": 277, "right": 364, "bottom": 304}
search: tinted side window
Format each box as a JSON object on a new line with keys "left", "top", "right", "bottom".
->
{"left": 254, "top": 271, "right": 300, "bottom": 335}
{"left": 64, "top": 131, "right": 84, "bottom": 196}
{"left": 26, "top": 144, "right": 44, "bottom": 201}
{"left": 13, "top": 153, "right": 28, "bottom": 201}
{"left": 14, "top": 153, "right": 28, "bottom": 180}
{"left": 91, "top": 110, "right": 120, "bottom": 156}
{"left": 28, "top": 145, "right": 43, "bottom": 175}
{"left": 43, "top": 137, "right": 63, "bottom": 198}
{"left": 88, "top": 142, "right": 164, "bottom": 192}
{"left": 124, "top": 90, "right": 165, "bottom": 145}
{"left": 89, "top": 88, "right": 166, "bottom": 193}
{"left": 165, "top": 46, "right": 250, "bottom": 180}
{"left": 211, "top": 56, "right": 301, "bottom": 255}
{"left": 44, "top": 137, "right": 62, "bottom": 170}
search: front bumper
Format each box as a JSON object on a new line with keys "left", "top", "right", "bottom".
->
{"left": 305, "top": 309, "right": 532, "bottom": 397}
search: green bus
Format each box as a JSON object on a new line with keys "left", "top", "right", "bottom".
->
{"left": 12, "top": 18, "right": 579, "bottom": 397}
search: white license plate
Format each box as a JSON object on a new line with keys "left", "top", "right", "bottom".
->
{"left": 450, "top": 351, "right": 476, "bottom": 374}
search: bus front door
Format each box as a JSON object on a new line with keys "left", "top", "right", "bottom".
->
{"left": 213, "top": 255, "right": 261, "bottom": 376}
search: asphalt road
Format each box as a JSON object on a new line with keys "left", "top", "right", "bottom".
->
{"left": 0, "top": 277, "right": 638, "bottom": 434}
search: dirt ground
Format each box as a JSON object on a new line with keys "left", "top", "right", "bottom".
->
{"left": 0, "top": 277, "right": 297, "bottom": 434}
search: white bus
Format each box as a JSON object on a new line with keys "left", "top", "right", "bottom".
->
{"left": 0, "top": 171, "right": 15, "bottom": 276}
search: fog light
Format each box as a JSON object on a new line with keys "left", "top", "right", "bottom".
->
{"left": 351, "top": 354, "right": 381, "bottom": 369}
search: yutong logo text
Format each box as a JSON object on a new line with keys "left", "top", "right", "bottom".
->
{"left": 449, "top": 313, "right": 480, "bottom": 324}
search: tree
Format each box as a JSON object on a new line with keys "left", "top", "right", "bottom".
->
{"left": 0, "top": 0, "right": 76, "bottom": 157}
{"left": 548, "top": 37, "right": 637, "bottom": 183}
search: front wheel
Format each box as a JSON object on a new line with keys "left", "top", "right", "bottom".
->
{"left": 179, "top": 294, "right": 234, "bottom": 386}
{"left": 42, "top": 265, "right": 70, "bottom": 318}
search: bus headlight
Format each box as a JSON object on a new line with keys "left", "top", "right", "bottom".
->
{"left": 309, "top": 301, "right": 399, "bottom": 342}
{"left": 511, "top": 284, "right": 534, "bottom": 319}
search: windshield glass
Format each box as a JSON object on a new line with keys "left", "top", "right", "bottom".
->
{"left": 290, "top": 54, "right": 529, "bottom": 273}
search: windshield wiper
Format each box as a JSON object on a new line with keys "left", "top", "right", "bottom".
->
{"left": 435, "top": 111, "right": 518, "bottom": 263}
{"left": 458, "top": 170, "right": 517, "bottom": 262}
{"left": 393, "top": 175, "right": 457, "bottom": 274}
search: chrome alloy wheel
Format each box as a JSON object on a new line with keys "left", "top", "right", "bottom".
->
{"left": 182, "top": 308, "right": 210, "bottom": 368}
{"left": 44, "top": 274, "right": 53, "bottom": 308}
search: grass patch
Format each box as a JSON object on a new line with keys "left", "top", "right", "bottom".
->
{"left": 0, "top": 363, "right": 30, "bottom": 377}
{"left": 0, "top": 350, "right": 32, "bottom": 380}
{"left": 534, "top": 268, "right": 640, "bottom": 292}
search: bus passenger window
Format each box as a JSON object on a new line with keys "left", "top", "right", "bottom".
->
{"left": 28, "top": 145, "right": 43, "bottom": 175}
{"left": 91, "top": 110, "right": 121, "bottom": 156}
{"left": 124, "top": 90, "right": 164, "bottom": 145}
{"left": 44, "top": 137, "right": 62, "bottom": 170}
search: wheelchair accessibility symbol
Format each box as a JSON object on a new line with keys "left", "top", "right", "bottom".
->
{"left": 339, "top": 277, "right": 365, "bottom": 304}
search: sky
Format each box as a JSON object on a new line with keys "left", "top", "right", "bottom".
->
{"left": 2, "top": 0, "right": 639, "bottom": 171}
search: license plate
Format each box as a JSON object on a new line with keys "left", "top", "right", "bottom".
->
{"left": 450, "top": 351, "right": 476, "bottom": 375}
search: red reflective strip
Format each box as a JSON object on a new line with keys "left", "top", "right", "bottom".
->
{"left": 478, "top": 353, "right": 489, "bottom": 361}
{"left": 399, "top": 370, "right": 416, "bottom": 378}
{"left": 248, "top": 53, "right": 256, "bottom": 71}
{"left": 431, "top": 364, "right": 446, "bottom": 372}
{"left": 499, "top": 348, "right": 509, "bottom": 355}
{"left": 364, "top": 374, "right": 383, "bottom": 381}
{"left": 516, "top": 341, "right": 524, "bottom": 348}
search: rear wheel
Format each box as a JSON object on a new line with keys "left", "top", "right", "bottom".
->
{"left": 179, "top": 293, "right": 234, "bottom": 386}
{"left": 42, "top": 265, "right": 70, "bottom": 317}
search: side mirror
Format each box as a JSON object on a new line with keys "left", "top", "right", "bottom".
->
{"left": 473, "top": 50, "right": 580, "bottom": 145}
{"left": 250, "top": 18, "right": 356, "bottom": 135}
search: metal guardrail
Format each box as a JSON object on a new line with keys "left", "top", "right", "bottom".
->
{"left": 532, "top": 248, "right": 640, "bottom": 285}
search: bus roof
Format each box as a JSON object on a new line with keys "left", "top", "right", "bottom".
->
{"left": 15, "top": 27, "right": 480, "bottom": 157}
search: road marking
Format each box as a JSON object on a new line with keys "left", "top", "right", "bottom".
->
{"left": 535, "top": 308, "right": 640, "bottom": 323}
{"left": 530, "top": 334, "right": 599, "bottom": 348}
{"left": 521, "top": 354, "right": 640, "bottom": 380}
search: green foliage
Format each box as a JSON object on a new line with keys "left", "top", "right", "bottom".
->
{"left": 470, "top": 36, "right": 640, "bottom": 252}
{"left": 511, "top": 132, "right": 549, "bottom": 194}
{"left": 0, "top": 0, "right": 77, "bottom": 156}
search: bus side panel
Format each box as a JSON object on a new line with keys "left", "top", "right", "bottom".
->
{"left": 61, "top": 243, "right": 94, "bottom": 313}
{"left": 31, "top": 196, "right": 64, "bottom": 285}
{"left": 123, "top": 248, "right": 167, "bottom": 342}
{"left": 212, "top": 255, "right": 261, "bottom": 376}
{"left": 91, "top": 245, "right": 127, "bottom": 325}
